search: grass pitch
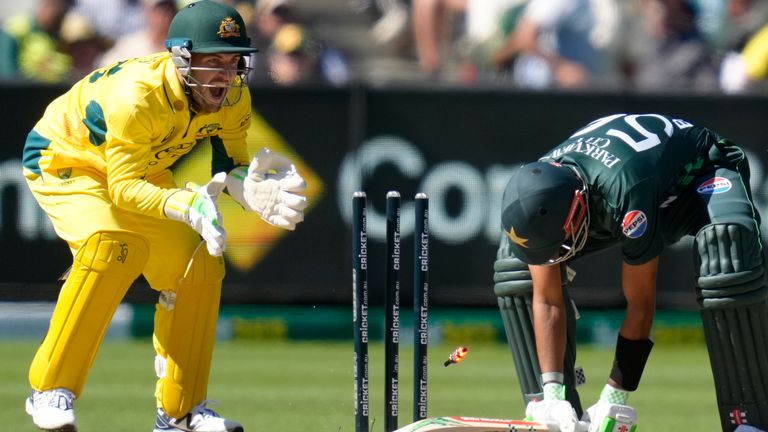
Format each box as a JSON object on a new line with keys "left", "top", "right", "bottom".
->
{"left": 0, "top": 339, "right": 718, "bottom": 431}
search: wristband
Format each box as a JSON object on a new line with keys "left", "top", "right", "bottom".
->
{"left": 163, "top": 189, "right": 196, "bottom": 221}
{"left": 541, "top": 371, "right": 565, "bottom": 385}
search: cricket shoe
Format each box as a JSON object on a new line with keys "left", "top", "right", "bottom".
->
{"left": 154, "top": 401, "right": 243, "bottom": 432}
{"left": 25, "top": 388, "right": 77, "bottom": 432}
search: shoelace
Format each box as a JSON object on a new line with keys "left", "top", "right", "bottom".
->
{"left": 34, "top": 390, "right": 74, "bottom": 410}
{"left": 166, "top": 399, "right": 227, "bottom": 429}
{"left": 190, "top": 400, "right": 220, "bottom": 419}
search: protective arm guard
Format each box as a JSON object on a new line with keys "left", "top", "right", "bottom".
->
{"left": 494, "top": 234, "right": 583, "bottom": 417}
{"left": 695, "top": 223, "right": 768, "bottom": 430}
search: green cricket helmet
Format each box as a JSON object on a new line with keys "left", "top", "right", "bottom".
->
{"left": 500, "top": 161, "right": 590, "bottom": 265}
{"left": 166, "top": 0, "right": 257, "bottom": 54}
{"left": 165, "top": 1, "right": 257, "bottom": 107}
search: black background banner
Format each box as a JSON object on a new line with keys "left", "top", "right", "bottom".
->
{"left": 2, "top": 83, "right": 768, "bottom": 309}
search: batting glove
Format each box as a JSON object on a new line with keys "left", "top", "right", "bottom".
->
{"left": 525, "top": 399, "right": 582, "bottom": 432}
{"left": 582, "top": 402, "right": 637, "bottom": 432}
{"left": 226, "top": 148, "right": 308, "bottom": 230}
{"left": 164, "top": 172, "right": 228, "bottom": 257}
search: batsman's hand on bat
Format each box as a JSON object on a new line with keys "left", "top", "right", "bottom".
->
{"left": 581, "top": 402, "right": 637, "bottom": 432}
{"left": 164, "top": 172, "right": 228, "bottom": 257}
{"left": 226, "top": 148, "right": 308, "bottom": 230}
{"left": 525, "top": 399, "right": 587, "bottom": 432}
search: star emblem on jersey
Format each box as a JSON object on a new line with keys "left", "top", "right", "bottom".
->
{"left": 506, "top": 226, "right": 529, "bottom": 248}
{"left": 217, "top": 17, "right": 241, "bottom": 38}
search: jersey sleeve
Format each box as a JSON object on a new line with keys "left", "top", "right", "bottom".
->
{"left": 212, "top": 87, "right": 252, "bottom": 175}
{"left": 619, "top": 178, "right": 663, "bottom": 264}
{"left": 104, "top": 93, "right": 178, "bottom": 219}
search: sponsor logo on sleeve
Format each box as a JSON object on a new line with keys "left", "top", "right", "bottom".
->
{"left": 696, "top": 177, "right": 732, "bottom": 195}
{"left": 622, "top": 210, "right": 647, "bottom": 239}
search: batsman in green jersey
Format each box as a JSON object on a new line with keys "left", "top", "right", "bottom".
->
{"left": 495, "top": 113, "right": 767, "bottom": 432}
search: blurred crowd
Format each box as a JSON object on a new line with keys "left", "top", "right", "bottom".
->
{"left": 4, "top": 0, "right": 768, "bottom": 93}
{"left": 0, "top": 0, "right": 350, "bottom": 86}
{"left": 404, "top": 0, "right": 768, "bottom": 92}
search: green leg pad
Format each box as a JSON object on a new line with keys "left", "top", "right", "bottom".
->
{"left": 701, "top": 303, "right": 768, "bottom": 430}
{"left": 695, "top": 223, "right": 768, "bottom": 430}
{"left": 494, "top": 235, "right": 582, "bottom": 416}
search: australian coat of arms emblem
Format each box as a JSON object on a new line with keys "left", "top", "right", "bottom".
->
{"left": 217, "top": 17, "right": 240, "bottom": 38}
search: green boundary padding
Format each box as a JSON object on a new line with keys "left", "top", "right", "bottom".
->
{"left": 130, "top": 305, "right": 704, "bottom": 345}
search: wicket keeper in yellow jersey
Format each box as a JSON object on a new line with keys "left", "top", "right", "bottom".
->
{"left": 20, "top": 1, "right": 307, "bottom": 431}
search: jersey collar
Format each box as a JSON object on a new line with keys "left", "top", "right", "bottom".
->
{"left": 162, "top": 54, "right": 189, "bottom": 113}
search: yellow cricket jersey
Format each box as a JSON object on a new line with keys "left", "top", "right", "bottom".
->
{"left": 22, "top": 52, "right": 252, "bottom": 219}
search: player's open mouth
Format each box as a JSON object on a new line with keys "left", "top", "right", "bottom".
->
{"left": 209, "top": 87, "right": 226, "bottom": 101}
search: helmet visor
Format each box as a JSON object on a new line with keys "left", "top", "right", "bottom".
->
{"left": 182, "top": 56, "right": 252, "bottom": 108}
{"left": 548, "top": 183, "right": 589, "bottom": 264}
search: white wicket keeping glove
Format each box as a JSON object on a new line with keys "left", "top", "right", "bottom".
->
{"left": 164, "top": 172, "right": 228, "bottom": 257}
{"left": 581, "top": 402, "right": 636, "bottom": 432}
{"left": 525, "top": 399, "right": 583, "bottom": 432}
{"left": 225, "top": 148, "right": 308, "bottom": 230}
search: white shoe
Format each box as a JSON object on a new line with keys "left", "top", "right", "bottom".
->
{"left": 154, "top": 401, "right": 243, "bottom": 432}
{"left": 25, "top": 388, "right": 77, "bottom": 432}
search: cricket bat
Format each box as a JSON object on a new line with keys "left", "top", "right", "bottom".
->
{"left": 393, "top": 416, "right": 552, "bottom": 431}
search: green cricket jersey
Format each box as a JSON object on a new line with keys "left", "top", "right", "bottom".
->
{"left": 542, "top": 113, "right": 726, "bottom": 264}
